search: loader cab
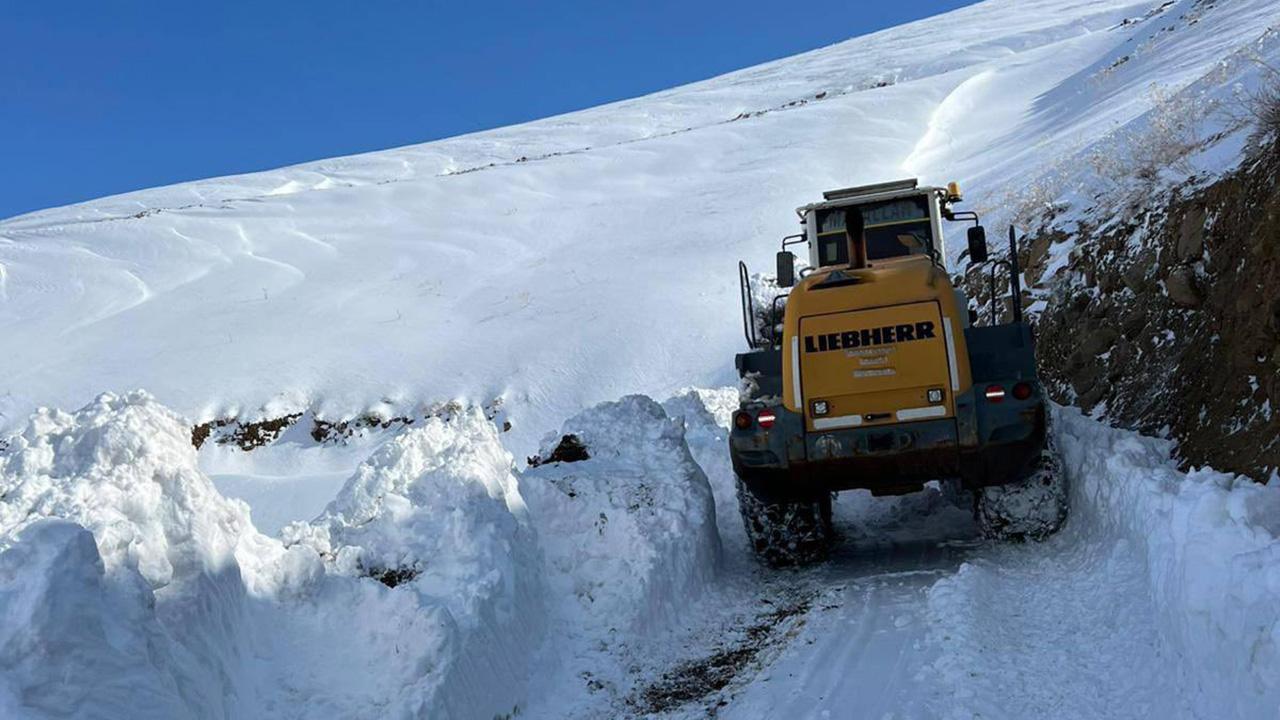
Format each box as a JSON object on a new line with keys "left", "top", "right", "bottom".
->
{"left": 799, "top": 179, "right": 953, "bottom": 273}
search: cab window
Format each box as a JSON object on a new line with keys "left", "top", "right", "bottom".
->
{"left": 815, "top": 195, "right": 934, "bottom": 266}
{"left": 815, "top": 209, "right": 849, "bottom": 266}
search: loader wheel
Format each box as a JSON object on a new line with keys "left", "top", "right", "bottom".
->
{"left": 975, "top": 437, "right": 1068, "bottom": 542}
{"left": 735, "top": 475, "right": 832, "bottom": 567}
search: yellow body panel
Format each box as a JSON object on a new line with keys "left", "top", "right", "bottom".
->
{"left": 781, "top": 255, "right": 974, "bottom": 430}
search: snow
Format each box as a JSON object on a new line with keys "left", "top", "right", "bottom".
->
{"left": 0, "top": 391, "right": 728, "bottom": 719}
{"left": 0, "top": 391, "right": 277, "bottom": 590}
{"left": 0, "top": 393, "right": 540, "bottom": 718}
{"left": 2, "top": 0, "right": 1280, "bottom": 717}
{"left": 4, "top": 0, "right": 1278, "bottom": 458}
{"left": 281, "top": 409, "right": 547, "bottom": 719}
{"left": 922, "top": 527, "right": 1186, "bottom": 719}
{"left": 521, "top": 395, "right": 720, "bottom": 636}
{"left": 3, "top": 392, "right": 1280, "bottom": 718}
{"left": 1056, "top": 406, "right": 1280, "bottom": 719}
{"left": 0, "top": 391, "right": 281, "bottom": 718}
{"left": 681, "top": 406, "right": 1280, "bottom": 720}
{"left": 0, "top": 520, "right": 191, "bottom": 719}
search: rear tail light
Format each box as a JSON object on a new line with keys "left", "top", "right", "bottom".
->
{"left": 985, "top": 385, "right": 1006, "bottom": 402}
{"left": 1012, "top": 382, "right": 1033, "bottom": 400}
{"left": 734, "top": 411, "right": 753, "bottom": 430}
{"left": 756, "top": 410, "right": 777, "bottom": 429}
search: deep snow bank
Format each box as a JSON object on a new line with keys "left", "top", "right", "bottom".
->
{"left": 283, "top": 409, "right": 545, "bottom": 718}
{"left": 0, "top": 391, "right": 281, "bottom": 718}
{"left": 1054, "top": 407, "right": 1280, "bottom": 718}
{"left": 919, "top": 407, "right": 1280, "bottom": 718}
{"left": 522, "top": 395, "right": 720, "bottom": 635}
{"left": 0, "top": 394, "right": 542, "bottom": 719}
{"left": 0, "top": 392, "right": 727, "bottom": 718}
{"left": 0, "top": 520, "right": 192, "bottom": 719}
{"left": 0, "top": 391, "right": 278, "bottom": 589}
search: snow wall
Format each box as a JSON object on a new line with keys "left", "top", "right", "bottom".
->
{"left": 0, "top": 391, "right": 719, "bottom": 719}
{"left": 1054, "top": 406, "right": 1280, "bottom": 718}
{"left": 522, "top": 395, "right": 721, "bottom": 637}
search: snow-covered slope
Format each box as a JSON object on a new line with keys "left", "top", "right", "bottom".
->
{"left": 3, "top": 0, "right": 1277, "bottom": 453}
{"left": 4, "top": 1, "right": 1280, "bottom": 718}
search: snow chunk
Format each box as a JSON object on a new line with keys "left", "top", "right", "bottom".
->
{"left": 0, "top": 392, "right": 276, "bottom": 717}
{"left": 522, "top": 395, "right": 720, "bottom": 635}
{"left": 0, "top": 520, "right": 190, "bottom": 719}
{"left": 286, "top": 408, "right": 545, "bottom": 717}
{"left": 662, "top": 387, "right": 743, "bottom": 543}
{"left": 663, "top": 386, "right": 738, "bottom": 433}
{"left": 0, "top": 391, "right": 278, "bottom": 591}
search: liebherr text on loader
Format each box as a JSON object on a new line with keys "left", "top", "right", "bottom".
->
{"left": 731, "top": 179, "right": 1067, "bottom": 566}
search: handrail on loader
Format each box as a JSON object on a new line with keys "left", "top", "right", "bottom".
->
{"left": 983, "top": 226, "right": 1025, "bottom": 326}
{"left": 738, "top": 260, "right": 759, "bottom": 348}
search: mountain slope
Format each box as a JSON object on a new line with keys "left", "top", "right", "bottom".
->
{"left": 2, "top": 0, "right": 1277, "bottom": 456}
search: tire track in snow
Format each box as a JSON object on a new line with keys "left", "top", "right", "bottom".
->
{"left": 704, "top": 512, "right": 979, "bottom": 720}
{"left": 921, "top": 533, "right": 1188, "bottom": 719}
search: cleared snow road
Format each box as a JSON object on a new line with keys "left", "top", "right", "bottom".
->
{"left": 536, "top": 412, "right": 1198, "bottom": 720}
{"left": 715, "top": 529, "right": 978, "bottom": 720}
{"left": 648, "top": 495, "right": 1186, "bottom": 720}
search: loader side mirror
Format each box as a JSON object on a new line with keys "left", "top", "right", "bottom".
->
{"left": 967, "top": 226, "right": 989, "bottom": 264}
{"left": 776, "top": 251, "right": 795, "bottom": 288}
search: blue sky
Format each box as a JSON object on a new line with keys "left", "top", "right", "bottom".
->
{"left": 2, "top": 1, "right": 976, "bottom": 219}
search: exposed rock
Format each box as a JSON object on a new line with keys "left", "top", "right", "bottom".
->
{"left": 191, "top": 399, "right": 507, "bottom": 451}
{"left": 1120, "top": 308, "right": 1149, "bottom": 339}
{"left": 192, "top": 414, "right": 300, "bottom": 451}
{"left": 527, "top": 434, "right": 590, "bottom": 467}
{"left": 1164, "top": 267, "right": 1202, "bottom": 308}
{"left": 1121, "top": 250, "right": 1155, "bottom": 292}
{"left": 1108, "top": 339, "right": 1136, "bottom": 378}
{"left": 1024, "top": 232, "right": 1062, "bottom": 284}
{"left": 1070, "top": 363, "right": 1104, "bottom": 397}
{"left": 311, "top": 413, "right": 414, "bottom": 444}
{"left": 972, "top": 140, "right": 1280, "bottom": 480}
{"left": 1098, "top": 270, "right": 1122, "bottom": 294}
{"left": 1081, "top": 327, "right": 1119, "bottom": 357}
{"left": 1177, "top": 207, "right": 1206, "bottom": 261}
{"left": 1077, "top": 383, "right": 1109, "bottom": 412}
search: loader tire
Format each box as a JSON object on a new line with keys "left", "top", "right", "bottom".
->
{"left": 975, "top": 436, "right": 1068, "bottom": 542}
{"left": 736, "top": 475, "right": 832, "bottom": 567}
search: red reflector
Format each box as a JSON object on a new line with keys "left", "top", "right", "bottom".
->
{"left": 985, "top": 385, "right": 1006, "bottom": 402}
{"left": 734, "top": 411, "right": 753, "bottom": 430}
{"left": 1013, "top": 382, "right": 1033, "bottom": 400}
{"left": 756, "top": 410, "right": 777, "bottom": 429}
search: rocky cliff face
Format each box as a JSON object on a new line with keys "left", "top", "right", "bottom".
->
{"left": 969, "top": 141, "right": 1280, "bottom": 481}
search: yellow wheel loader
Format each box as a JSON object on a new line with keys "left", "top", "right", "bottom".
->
{"left": 731, "top": 179, "right": 1066, "bottom": 566}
